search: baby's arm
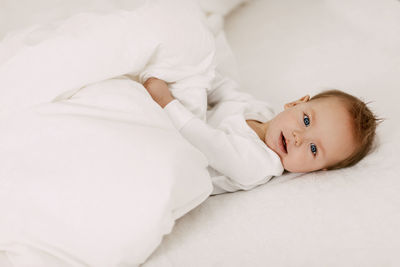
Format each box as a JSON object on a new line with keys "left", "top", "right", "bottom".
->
{"left": 143, "top": 78, "right": 282, "bottom": 192}
{"left": 164, "top": 99, "right": 283, "bottom": 191}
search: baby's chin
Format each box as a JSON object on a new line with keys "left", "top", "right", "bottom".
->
{"left": 282, "top": 165, "right": 294, "bottom": 173}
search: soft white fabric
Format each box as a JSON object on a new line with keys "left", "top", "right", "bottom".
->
{"left": 157, "top": 16, "right": 286, "bottom": 195}
{"left": 0, "top": 0, "right": 221, "bottom": 265}
{"left": 0, "top": 0, "right": 216, "bottom": 119}
{"left": 0, "top": 77, "right": 212, "bottom": 266}
{"left": 197, "top": 0, "right": 248, "bottom": 16}
{"left": 161, "top": 26, "right": 284, "bottom": 194}
{"left": 164, "top": 90, "right": 283, "bottom": 194}
{"left": 144, "top": 0, "right": 400, "bottom": 266}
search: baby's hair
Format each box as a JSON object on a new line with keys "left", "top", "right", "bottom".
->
{"left": 310, "top": 89, "right": 383, "bottom": 170}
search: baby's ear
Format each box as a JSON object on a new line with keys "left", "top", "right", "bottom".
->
{"left": 284, "top": 95, "right": 310, "bottom": 110}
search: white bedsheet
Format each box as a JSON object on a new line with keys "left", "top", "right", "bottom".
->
{"left": 143, "top": 0, "right": 400, "bottom": 266}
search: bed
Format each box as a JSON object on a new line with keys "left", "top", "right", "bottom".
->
{"left": 144, "top": 0, "right": 400, "bottom": 266}
{"left": 0, "top": 0, "right": 399, "bottom": 266}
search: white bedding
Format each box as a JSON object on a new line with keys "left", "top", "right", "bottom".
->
{"left": 0, "top": 0, "right": 218, "bottom": 266}
{"left": 0, "top": 0, "right": 217, "bottom": 118}
{"left": 144, "top": 0, "right": 400, "bottom": 266}
{"left": 0, "top": 77, "right": 213, "bottom": 266}
{"left": 1, "top": 0, "right": 399, "bottom": 266}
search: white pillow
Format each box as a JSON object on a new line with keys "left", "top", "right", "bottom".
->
{"left": 0, "top": 77, "right": 212, "bottom": 266}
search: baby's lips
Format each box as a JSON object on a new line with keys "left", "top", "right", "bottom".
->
{"left": 283, "top": 134, "right": 289, "bottom": 154}
{"left": 279, "top": 131, "right": 287, "bottom": 155}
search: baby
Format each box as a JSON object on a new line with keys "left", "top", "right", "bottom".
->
{"left": 143, "top": 77, "right": 380, "bottom": 194}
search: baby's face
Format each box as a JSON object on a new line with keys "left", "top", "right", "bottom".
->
{"left": 264, "top": 96, "right": 356, "bottom": 172}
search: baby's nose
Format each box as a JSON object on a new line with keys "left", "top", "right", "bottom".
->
{"left": 293, "top": 130, "right": 303, "bottom": 146}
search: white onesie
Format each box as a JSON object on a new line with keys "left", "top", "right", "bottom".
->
{"left": 164, "top": 73, "right": 284, "bottom": 195}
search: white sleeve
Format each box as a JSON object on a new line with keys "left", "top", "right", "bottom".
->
{"left": 164, "top": 99, "right": 283, "bottom": 192}
{"left": 167, "top": 76, "right": 209, "bottom": 121}
{"left": 139, "top": 59, "right": 215, "bottom": 122}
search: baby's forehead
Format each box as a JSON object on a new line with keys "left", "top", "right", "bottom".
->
{"left": 309, "top": 96, "right": 346, "bottom": 107}
{"left": 307, "top": 97, "right": 350, "bottom": 116}
{"left": 309, "top": 98, "right": 351, "bottom": 122}
{"left": 309, "top": 98, "right": 356, "bottom": 161}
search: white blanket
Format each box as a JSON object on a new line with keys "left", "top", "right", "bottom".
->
{"left": 0, "top": 0, "right": 219, "bottom": 266}
{"left": 0, "top": 77, "right": 213, "bottom": 266}
{"left": 0, "top": 0, "right": 216, "bottom": 118}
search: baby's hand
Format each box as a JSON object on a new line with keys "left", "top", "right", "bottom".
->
{"left": 143, "top": 77, "right": 175, "bottom": 108}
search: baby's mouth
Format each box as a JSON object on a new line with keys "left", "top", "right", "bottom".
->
{"left": 281, "top": 132, "right": 288, "bottom": 154}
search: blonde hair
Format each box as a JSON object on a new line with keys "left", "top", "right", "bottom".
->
{"left": 310, "top": 89, "right": 382, "bottom": 170}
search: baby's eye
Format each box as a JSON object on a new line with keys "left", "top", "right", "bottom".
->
{"left": 303, "top": 113, "right": 310, "bottom": 127}
{"left": 310, "top": 143, "right": 317, "bottom": 156}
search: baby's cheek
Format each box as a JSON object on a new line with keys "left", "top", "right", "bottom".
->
{"left": 284, "top": 151, "right": 306, "bottom": 172}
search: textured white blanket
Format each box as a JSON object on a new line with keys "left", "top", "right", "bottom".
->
{"left": 0, "top": 0, "right": 216, "bottom": 118}
{"left": 0, "top": 1, "right": 218, "bottom": 266}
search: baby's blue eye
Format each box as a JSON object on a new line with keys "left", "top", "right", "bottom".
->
{"left": 303, "top": 114, "right": 310, "bottom": 127}
{"left": 310, "top": 143, "right": 317, "bottom": 156}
